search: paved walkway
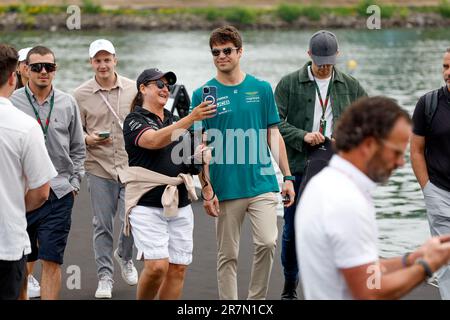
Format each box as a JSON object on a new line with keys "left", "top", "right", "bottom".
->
{"left": 29, "top": 181, "right": 441, "bottom": 300}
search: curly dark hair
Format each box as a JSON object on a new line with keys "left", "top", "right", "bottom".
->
{"left": 209, "top": 25, "right": 242, "bottom": 49}
{"left": 334, "top": 96, "right": 411, "bottom": 152}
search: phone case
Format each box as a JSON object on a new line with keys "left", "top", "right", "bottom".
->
{"left": 202, "top": 86, "right": 217, "bottom": 105}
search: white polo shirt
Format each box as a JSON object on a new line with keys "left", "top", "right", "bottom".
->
{"left": 0, "top": 97, "right": 57, "bottom": 261}
{"left": 295, "top": 155, "right": 379, "bottom": 300}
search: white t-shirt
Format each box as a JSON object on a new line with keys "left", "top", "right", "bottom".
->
{"left": 308, "top": 66, "right": 333, "bottom": 138}
{"left": 0, "top": 97, "right": 57, "bottom": 261}
{"left": 295, "top": 155, "right": 379, "bottom": 300}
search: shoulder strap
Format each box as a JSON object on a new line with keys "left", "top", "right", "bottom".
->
{"left": 424, "top": 88, "right": 439, "bottom": 131}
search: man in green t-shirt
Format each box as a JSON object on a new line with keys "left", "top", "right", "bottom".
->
{"left": 192, "top": 25, "right": 295, "bottom": 300}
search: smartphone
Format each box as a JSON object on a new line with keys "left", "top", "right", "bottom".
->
{"left": 98, "top": 131, "right": 110, "bottom": 139}
{"left": 202, "top": 86, "right": 218, "bottom": 116}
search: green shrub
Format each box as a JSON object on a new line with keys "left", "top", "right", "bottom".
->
{"left": 0, "top": 5, "right": 19, "bottom": 13}
{"left": 302, "top": 6, "right": 322, "bottom": 21}
{"left": 331, "top": 7, "right": 355, "bottom": 16}
{"left": 355, "top": 0, "right": 396, "bottom": 19}
{"left": 438, "top": 0, "right": 450, "bottom": 18}
{"left": 398, "top": 7, "right": 410, "bottom": 19}
{"left": 277, "top": 4, "right": 303, "bottom": 23}
{"left": 380, "top": 5, "right": 396, "bottom": 19}
{"left": 192, "top": 7, "right": 223, "bottom": 22}
{"left": 223, "top": 7, "right": 256, "bottom": 25}
{"left": 356, "top": 0, "right": 377, "bottom": 17}
{"left": 82, "top": 0, "right": 102, "bottom": 14}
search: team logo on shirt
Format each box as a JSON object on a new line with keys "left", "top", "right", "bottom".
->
{"left": 129, "top": 119, "right": 142, "bottom": 131}
{"left": 244, "top": 91, "right": 260, "bottom": 103}
{"left": 217, "top": 96, "right": 232, "bottom": 115}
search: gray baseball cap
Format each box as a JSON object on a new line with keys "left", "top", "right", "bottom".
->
{"left": 309, "top": 30, "right": 339, "bottom": 66}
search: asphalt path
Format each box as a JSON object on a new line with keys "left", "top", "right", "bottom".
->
{"left": 29, "top": 180, "right": 440, "bottom": 300}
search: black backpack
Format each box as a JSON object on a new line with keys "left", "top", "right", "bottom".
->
{"left": 424, "top": 87, "right": 441, "bottom": 132}
{"left": 297, "top": 137, "right": 334, "bottom": 199}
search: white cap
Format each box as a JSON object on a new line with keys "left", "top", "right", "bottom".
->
{"left": 89, "top": 39, "right": 115, "bottom": 58}
{"left": 18, "top": 47, "right": 32, "bottom": 62}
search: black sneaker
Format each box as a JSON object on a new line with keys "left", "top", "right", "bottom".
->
{"left": 281, "top": 279, "right": 299, "bottom": 300}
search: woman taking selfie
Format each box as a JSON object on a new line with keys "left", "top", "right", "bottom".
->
{"left": 122, "top": 68, "right": 215, "bottom": 300}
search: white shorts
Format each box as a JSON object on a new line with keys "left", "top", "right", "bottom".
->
{"left": 129, "top": 205, "right": 194, "bottom": 265}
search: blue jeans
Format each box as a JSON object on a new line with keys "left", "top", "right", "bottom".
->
{"left": 281, "top": 174, "right": 302, "bottom": 283}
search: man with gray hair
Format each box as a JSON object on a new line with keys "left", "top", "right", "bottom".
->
{"left": 275, "top": 30, "right": 367, "bottom": 299}
{"left": 411, "top": 47, "right": 450, "bottom": 299}
{"left": 74, "top": 39, "right": 137, "bottom": 299}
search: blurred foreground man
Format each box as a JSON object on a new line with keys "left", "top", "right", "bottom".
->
{"left": 297, "top": 96, "right": 450, "bottom": 299}
{"left": 0, "top": 44, "right": 56, "bottom": 300}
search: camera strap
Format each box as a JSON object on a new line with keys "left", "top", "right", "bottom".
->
{"left": 99, "top": 89, "right": 123, "bottom": 129}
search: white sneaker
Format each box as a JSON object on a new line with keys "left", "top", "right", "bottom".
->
{"left": 27, "top": 275, "right": 40, "bottom": 299}
{"left": 94, "top": 277, "right": 113, "bottom": 299}
{"left": 114, "top": 248, "right": 138, "bottom": 286}
{"left": 427, "top": 275, "right": 439, "bottom": 288}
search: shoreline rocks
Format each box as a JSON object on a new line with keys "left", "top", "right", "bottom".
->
{"left": 0, "top": 12, "right": 448, "bottom": 32}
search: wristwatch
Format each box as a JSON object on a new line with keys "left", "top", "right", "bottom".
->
{"left": 414, "top": 258, "right": 433, "bottom": 279}
{"left": 283, "top": 176, "right": 295, "bottom": 182}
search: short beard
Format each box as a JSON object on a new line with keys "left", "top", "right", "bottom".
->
{"left": 366, "top": 151, "right": 391, "bottom": 184}
{"left": 34, "top": 81, "right": 51, "bottom": 90}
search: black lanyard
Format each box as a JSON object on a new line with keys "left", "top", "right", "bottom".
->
{"left": 25, "top": 88, "right": 55, "bottom": 138}
{"left": 312, "top": 70, "right": 334, "bottom": 135}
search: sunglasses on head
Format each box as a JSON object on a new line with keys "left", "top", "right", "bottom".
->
{"left": 148, "top": 79, "right": 172, "bottom": 91}
{"left": 29, "top": 62, "right": 57, "bottom": 73}
{"left": 211, "top": 47, "right": 239, "bottom": 57}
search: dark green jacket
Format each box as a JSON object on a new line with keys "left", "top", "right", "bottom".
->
{"left": 275, "top": 61, "right": 368, "bottom": 175}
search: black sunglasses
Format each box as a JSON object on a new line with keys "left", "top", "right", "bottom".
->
{"left": 211, "top": 47, "right": 239, "bottom": 57}
{"left": 29, "top": 63, "right": 57, "bottom": 73}
{"left": 148, "top": 79, "right": 172, "bottom": 91}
